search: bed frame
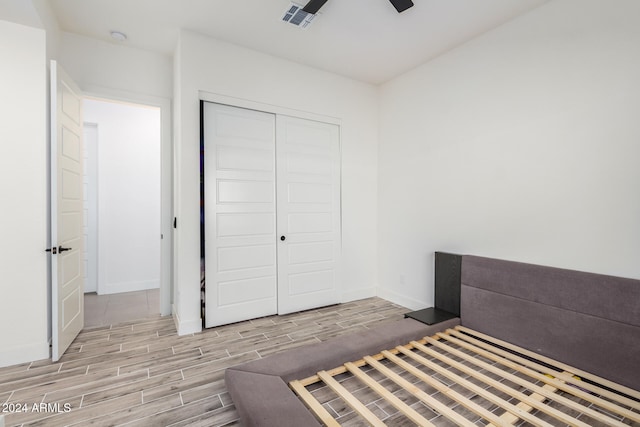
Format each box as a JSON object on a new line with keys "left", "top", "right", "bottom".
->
{"left": 225, "top": 255, "right": 640, "bottom": 426}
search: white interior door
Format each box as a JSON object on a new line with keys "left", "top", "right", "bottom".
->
{"left": 51, "top": 60, "right": 84, "bottom": 361}
{"left": 204, "top": 102, "right": 278, "bottom": 327}
{"left": 276, "top": 115, "right": 341, "bottom": 315}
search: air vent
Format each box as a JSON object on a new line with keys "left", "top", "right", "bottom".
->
{"left": 282, "top": 3, "right": 316, "bottom": 28}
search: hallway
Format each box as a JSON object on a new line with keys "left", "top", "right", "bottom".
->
{"left": 84, "top": 289, "right": 160, "bottom": 328}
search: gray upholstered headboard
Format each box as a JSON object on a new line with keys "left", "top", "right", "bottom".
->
{"left": 460, "top": 255, "right": 640, "bottom": 391}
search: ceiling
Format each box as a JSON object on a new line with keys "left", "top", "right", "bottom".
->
{"left": 49, "top": 0, "right": 549, "bottom": 84}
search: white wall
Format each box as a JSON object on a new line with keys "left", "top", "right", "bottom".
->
{"left": 2, "top": 0, "right": 63, "bottom": 345}
{"left": 0, "top": 20, "right": 49, "bottom": 367}
{"left": 83, "top": 99, "right": 161, "bottom": 294}
{"left": 173, "top": 30, "right": 379, "bottom": 334}
{"left": 378, "top": 0, "right": 640, "bottom": 309}
{"left": 58, "top": 32, "right": 172, "bottom": 99}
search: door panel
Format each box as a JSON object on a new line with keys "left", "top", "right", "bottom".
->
{"left": 288, "top": 182, "right": 332, "bottom": 203}
{"left": 216, "top": 213, "right": 275, "bottom": 237}
{"left": 62, "top": 288, "right": 82, "bottom": 328}
{"left": 51, "top": 60, "right": 84, "bottom": 361}
{"left": 218, "top": 277, "right": 276, "bottom": 305}
{"left": 288, "top": 270, "right": 335, "bottom": 295}
{"left": 285, "top": 153, "right": 333, "bottom": 174}
{"left": 217, "top": 146, "right": 273, "bottom": 171}
{"left": 288, "top": 241, "right": 333, "bottom": 265}
{"left": 276, "top": 116, "right": 341, "bottom": 315}
{"left": 204, "top": 102, "right": 277, "bottom": 327}
{"left": 61, "top": 250, "right": 81, "bottom": 282}
{"left": 288, "top": 212, "right": 333, "bottom": 233}
{"left": 217, "top": 245, "right": 275, "bottom": 271}
{"left": 217, "top": 180, "right": 274, "bottom": 203}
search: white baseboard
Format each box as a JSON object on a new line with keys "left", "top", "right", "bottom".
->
{"left": 99, "top": 280, "right": 160, "bottom": 295}
{"left": 0, "top": 341, "right": 49, "bottom": 369}
{"left": 340, "top": 287, "right": 376, "bottom": 303}
{"left": 376, "top": 287, "right": 429, "bottom": 311}
{"left": 172, "top": 304, "right": 202, "bottom": 336}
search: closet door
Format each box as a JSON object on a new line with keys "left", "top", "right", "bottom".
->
{"left": 204, "top": 103, "right": 277, "bottom": 327}
{"left": 276, "top": 115, "right": 341, "bottom": 315}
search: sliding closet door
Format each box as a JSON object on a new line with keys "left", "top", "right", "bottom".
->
{"left": 204, "top": 102, "right": 277, "bottom": 327}
{"left": 276, "top": 115, "right": 341, "bottom": 315}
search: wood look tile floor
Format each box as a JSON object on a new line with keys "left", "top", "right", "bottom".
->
{"left": 0, "top": 297, "right": 409, "bottom": 426}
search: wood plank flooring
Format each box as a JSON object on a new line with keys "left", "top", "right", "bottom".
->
{"left": 0, "top": 297, "right": 409, "bottom": 426}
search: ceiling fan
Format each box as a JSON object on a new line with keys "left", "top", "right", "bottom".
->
{"left": 303, "top": 0, "right": 414, "bottom": 14}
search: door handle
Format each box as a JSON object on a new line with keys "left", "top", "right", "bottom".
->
{"left": 58, "top": 246, "right": 72, "bottom": 253}
{"left": 280, "top": 236, "right": 286, "bottom": 241}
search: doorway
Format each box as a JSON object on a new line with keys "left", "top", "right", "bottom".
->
{"left": 82, "top": 98, "right": 162, "bottom": 327}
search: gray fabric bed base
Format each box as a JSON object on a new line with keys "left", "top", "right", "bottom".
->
{"left": 225, "top": 317, "right": 461, "bottom": 427}
{"left": 460, "top": 255, "right": 640, "bottom": 391}
{"left": 226, "top": 255, "right": 639, "bottom": 425}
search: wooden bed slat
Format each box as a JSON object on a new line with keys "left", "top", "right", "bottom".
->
{"left": 296, "top": 336, "right": 437, "bottom": 387}
{"left": 289, "top": 327, "right": 638, "bottom": 427}
{"left": 451, "top": 327, "right": 640, "bottom": 411}
{"left": 413, "top": 339, "right": 605, "bottom": 427}
{"left": 317, "top": 370, "right": 387, "bottom": 427}
{"left": 290, "top": 380, "right": 341, "bottom": 427}
{"left": 363, "top": 355, "right": 478, "bottom": 427}
{"left": 422, "top": 336, "right": 629, "bottom": 427}
{"left": 444, "top": 329, "right": 640, "bottom": 422}
{"left": 486, "top": 382, "right": 558, "bottom": 427}
{"left": 344, "top": 362, "right": 436, "bottom": 427}
{"left": 382, "top": 349, "right": 513, "bottom": 427}
{"left": 403, "top": 342, "right": 563, "bottom": 427}
{"left": 455, "top": 325, "right": 640, "bottom": 403}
